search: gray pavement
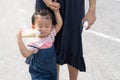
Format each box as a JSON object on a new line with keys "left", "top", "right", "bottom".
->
{"left": 0, "top": 0, "right": 120, "bottom": 80}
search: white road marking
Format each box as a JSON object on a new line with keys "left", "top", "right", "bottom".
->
{"left": 84, "top": 29, "right": 120, "bottom": 43}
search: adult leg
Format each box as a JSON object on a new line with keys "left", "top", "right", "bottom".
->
{"left": 57, "top": 64, "right": 60, "bottom": 80}
{"left": 68, "top": 64, "right": 78, "bottom": 80}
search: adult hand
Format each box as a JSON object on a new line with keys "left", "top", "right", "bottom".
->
{"left": 49, "top": 2, "right": 60, "bottom": 12}
{"left": 82, "top": 7, "right": 96, "bottom": 30}
{"left": 43, "top": 0, "right": 53, "bottom": 7}
{"left": 43, "top": 0, "right": 60, "bottom": 11}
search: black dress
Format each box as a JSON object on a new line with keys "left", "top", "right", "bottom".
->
{"left": 35, "top": 0, "right": 86, "bottom": 72}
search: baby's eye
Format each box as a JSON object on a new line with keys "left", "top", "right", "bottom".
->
{"left": 45, "top": 25, "right": 49, "bottom": 28}
{"left": 38, "top": 25, "right": 42, "bottom": 28}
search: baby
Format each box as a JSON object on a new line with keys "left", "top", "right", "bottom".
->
{"left": 16, "top": 7, "right": 62, "bottom": 80}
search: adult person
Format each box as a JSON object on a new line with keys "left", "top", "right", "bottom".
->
{"left": 35, "top": 0, "right": 96, "bottom": 80}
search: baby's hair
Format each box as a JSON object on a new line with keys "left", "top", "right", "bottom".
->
{"left": 32, "top": 9, "right": 56, "bottom": 25}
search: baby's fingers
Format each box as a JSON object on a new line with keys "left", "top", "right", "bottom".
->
{"left": 16, "top": 27, "right": 24, "bottom": 38}
{"left": 49, "top": 6, "right": 59, "bottom": 11}
{"left": 49, "top": 2, "right": 60, "bottom": 8}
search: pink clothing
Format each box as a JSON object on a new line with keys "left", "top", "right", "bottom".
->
{"left": 26, "top": 29, "right": 56, "bottom": 53}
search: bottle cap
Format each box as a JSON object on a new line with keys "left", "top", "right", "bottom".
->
{"left": 83, "top": 20, "right": 89, "bottom": 27}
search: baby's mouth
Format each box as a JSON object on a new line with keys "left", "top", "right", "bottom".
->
{"left": 41, "top": 32, "right": 46, "bottom": 34}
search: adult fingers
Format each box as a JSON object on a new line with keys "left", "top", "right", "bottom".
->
{"left": 54, "top": 0, "right": 57, "bottom": 2}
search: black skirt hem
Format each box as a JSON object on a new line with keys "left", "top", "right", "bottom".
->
{"left": 56, "top": 61, "right": 86, "bottom": 72}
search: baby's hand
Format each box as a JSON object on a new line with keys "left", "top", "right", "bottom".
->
{"left": 16, "top": 28, "right": 23, "bottom": 41}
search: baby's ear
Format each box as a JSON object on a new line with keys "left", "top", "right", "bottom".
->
{"left": 32, "top": 25, "right": 35, "bottom": 29}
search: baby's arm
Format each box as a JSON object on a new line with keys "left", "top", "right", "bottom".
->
{"left": 53, "top": 7, "right": 63, "bottom": 33}
{"left": 43, "top": 1, "right": 62, "bottom": 33}
{"left": 16, "top": 29, "right": 32, "bottom": 58}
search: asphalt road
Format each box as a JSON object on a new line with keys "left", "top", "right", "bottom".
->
{"left": 0, "top": 0, "right": 120, "bottom": 80}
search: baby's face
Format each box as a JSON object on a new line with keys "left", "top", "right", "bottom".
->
{"left": 34, "top": 15, "right": 54, "bottom": 38}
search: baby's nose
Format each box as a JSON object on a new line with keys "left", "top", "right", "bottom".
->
{"left": 42, "top": 27, "right": 46, "bottom": 30}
